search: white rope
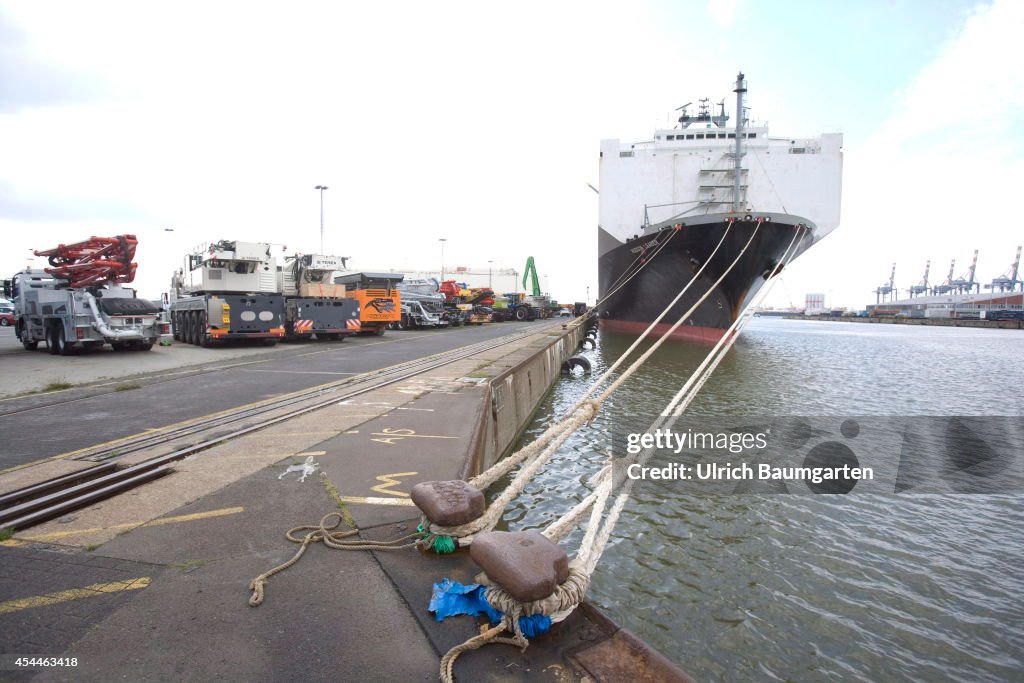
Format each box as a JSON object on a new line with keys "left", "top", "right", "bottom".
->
{"left": 437, "top": 222, "right": 808, "bottom": 681}
{"left": 593, "top": 220, "right": 759, "bottom": 405}
{"left": 429, "top": 221, "right": 761, "bottom": 542}
{"left": 573, "top": 225, "right": 809, "bottom": 572}
{"left": 575, "top": 220, "right": 736, "bottom": 408}
{"left": 591, "top": 226, "right": 679, "bottom": 311}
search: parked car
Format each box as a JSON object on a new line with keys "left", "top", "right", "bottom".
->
{"left": 558, "top": 308, "right": 571, "bottom": 317}
{"left": 0, "top": 304, "right": 14, "bottom": 326}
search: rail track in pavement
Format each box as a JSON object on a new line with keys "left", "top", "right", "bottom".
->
{"left": 0, "top": 320, "right": 573, "bottom": 533}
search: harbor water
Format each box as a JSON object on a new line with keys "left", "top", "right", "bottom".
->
{"left": 499, "top": 317, "right": 1024, "bottom": 682}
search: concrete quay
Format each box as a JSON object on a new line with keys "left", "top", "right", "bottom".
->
{"left": 0, "top": 319, "right": 692, "bottom": 682}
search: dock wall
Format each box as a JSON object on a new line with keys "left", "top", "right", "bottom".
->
{"left": 462, "top": 320, "right": 587, "bottom": 478}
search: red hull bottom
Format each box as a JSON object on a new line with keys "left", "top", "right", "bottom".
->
{"left": 599, "top": 318, "right": 728, "bottom": 344}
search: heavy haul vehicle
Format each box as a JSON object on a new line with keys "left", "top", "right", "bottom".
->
{"left": 4, "top": 235, "right": 165, "bottom": 354}
{"left": 439, "top": 280, "right": 501, "bottom": 323}
{"left": 278, "top": 254, "right": 360, "bottom": 341}
{"left": 169, "top": 240, "right": 285, "bottom": 346}
{"left": 333, "top": 272, "right": 403, "bottom": 335}
{"left": 395, "top": 279, "right": 449, "bottom": 329}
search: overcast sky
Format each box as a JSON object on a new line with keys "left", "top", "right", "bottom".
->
{"left": 1, "top": 0, "right": 1021, "bottom": 309}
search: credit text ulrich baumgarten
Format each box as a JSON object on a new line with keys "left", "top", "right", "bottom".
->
{"left": 624, "top": 429, "right": 874, "bottom": 483}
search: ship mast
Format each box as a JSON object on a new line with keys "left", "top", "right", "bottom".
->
{"left": 732, "top": 72, "right": 747, "bottom": 213}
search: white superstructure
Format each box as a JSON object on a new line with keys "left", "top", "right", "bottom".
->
{"left": 599, "top": 92, "right": 843, "bottom": 243}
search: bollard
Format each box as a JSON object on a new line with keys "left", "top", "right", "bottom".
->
{"left": 470, "top": 530, "right": 569, "bottom": 603}
{"left": 411, "top": 480, "right": 485, "bottom": 526}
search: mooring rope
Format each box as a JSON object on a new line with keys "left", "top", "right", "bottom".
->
{"left": 438, "top": 223, "right": 808, "bottom": 680}
{"left": 591, "top": 225, "right": 680, "bottom": 311}
{"left": 247, "top": 225, "right": 685, "bottom": 606}
{"left": 247, "top": 510, "right": 421, "bottom": 607}
{"left": 249, "top": 218, "right": 793, "bottom": 618}
{"left": 426, "top": 220, "right": 761, "bottom": 545}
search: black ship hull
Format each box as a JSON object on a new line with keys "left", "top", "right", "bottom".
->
{"left": 597, "top": 215, "right": 813, "bottom": 343}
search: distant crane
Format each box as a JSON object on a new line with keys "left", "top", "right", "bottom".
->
{"left": 522, "top": 256, "right": 541, "bottom": 297}
{"left": 874, "top": 263, "right": 897, "bottom": 303}
{"left": 932, "top": 258, "right": 957, "bottom": 295}
{"left": 984, "top": 245, "right": 1023, "bottom": 293}
{"left": 949, "top": 249, "right": 980, "bottom": 294}
{"left": 909, "top": 260, "right": 931, "bottom": 298}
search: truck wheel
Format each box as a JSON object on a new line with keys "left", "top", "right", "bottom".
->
{"left": 17, "top": 322, "right": 38, "bottom": 350}
{"left": 135, "top": 342, "right": 154, "bottom": 351}
{"left": 55, "top": 326, "right": 74, "bottom": 356}
{"left": 46, "top": 326, "right": 60, "bottom": 355}
{"left": 375, "top": 326, "right": 386, "bottom": 336}
{"left": 190, "top": 312, "right": 203, "bottom": 346}
{"left": 515, "top": 307, "right": 527, "bottom": 321}
{"left": 198, "top": 316, "right": 213, "bottom": 347}
{"left": 180, "top": 313, "right": 192, "bottom": 345}
{"left": 172, "top": 313, "right": 182, "bottom": 341}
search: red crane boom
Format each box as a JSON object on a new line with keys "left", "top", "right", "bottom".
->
{"left": 34, "top": 235, "right": 139, "bottom": 288}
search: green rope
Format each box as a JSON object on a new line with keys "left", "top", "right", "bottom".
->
{"left": 418, "top": 523, "right": 457, "bottom": 554}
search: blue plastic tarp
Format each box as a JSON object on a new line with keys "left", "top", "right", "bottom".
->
{"left": 428, "top": 579, "right": 552, "bottom": 637}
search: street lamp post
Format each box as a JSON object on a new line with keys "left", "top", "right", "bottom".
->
{"left": 314, "top": 185, "right": 329, "bottom": 253}
{"left": 488, "top": 260, "right": 493, "bottom": 289}
{"left": 439, "top": 238, "right": 447, "bottom": 282}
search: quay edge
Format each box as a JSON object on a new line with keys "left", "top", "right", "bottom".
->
{"left": 442, "top": 315, "right": 695, "bottom": 682}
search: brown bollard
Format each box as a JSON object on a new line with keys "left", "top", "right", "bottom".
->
{"left": 470, "top": 530, "right": 569, "bottom": 603}
{"left": 410, "top": 480, "right": 486, "bottom": 527}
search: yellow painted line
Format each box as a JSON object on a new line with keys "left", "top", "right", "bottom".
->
{"left": 370, "top": 471, "right": 418, "bottom": 497}
{"left": 338, "top": 496, "right": 416, "bottom": 506}
{"left": 0, "top": 577, "right": 150, "bottom": 614}
{"left": 295, "top": 451, "right": 326, "bottom": 457}
{"left": 20, "top": 506, "right": 246, "bottom": 542}
{"left": 1, "top": 539, "right": 26, "bottom": 547}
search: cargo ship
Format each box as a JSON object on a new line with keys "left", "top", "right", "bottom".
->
{"left": 597, "top": 73, "right": 843, "bottom": 342}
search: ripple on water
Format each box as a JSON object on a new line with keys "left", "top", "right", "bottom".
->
{"left": 493, "top": 319, "right": 1024, "bottom": 681}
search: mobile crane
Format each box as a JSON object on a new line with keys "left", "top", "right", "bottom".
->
{"left": 168, "top": 240, "right": 285, "bottom": 346}
{"left": 278, "top": 254, "right": 360, "bottom": 341}
{"left": 4, "top": 235, "right": 165, "bottom": 354}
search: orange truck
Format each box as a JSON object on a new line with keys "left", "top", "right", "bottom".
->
{"left": 332, "top": 272, "right": 403, "bottom": 335}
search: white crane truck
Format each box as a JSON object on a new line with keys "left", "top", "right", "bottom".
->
{"left": 278, "top": 254, "right": 361, "bottom": 341}
{"left": 168, "top": 240, "right": 285, "bottom": 346}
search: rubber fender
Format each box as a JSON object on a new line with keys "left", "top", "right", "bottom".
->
{"left": 580, "top": 337, "right": 596, "bottom": 350}
{"left": 563, "top": 355, "right": 591, "bottom": 374}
